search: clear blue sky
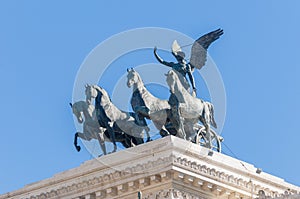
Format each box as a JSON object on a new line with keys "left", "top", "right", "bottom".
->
{"left": 1, "top": 0, "right": 300, "bottom": 194}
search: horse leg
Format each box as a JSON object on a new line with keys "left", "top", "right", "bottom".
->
{"left": 74, "top": 132, "right": 86, "bottom": 152}
{"left": 98, "top": 137, "right": 107, "bottom": 156}
{"left": 121, "top": 135, "right": 132, "bottom": 148}
{"left": 131, "top": 127, "right": 144, "bottom": 145}
{"left": 152, "top": 114, "right": 171, "bottom": 137}
{"left": 130, "top": 137, "right": 137, "bottom": 147}
{"left": 107, "top": 122, "right": 117, "bottom": 153}
{"left": 133, "top": 107, "right": 152, "bottom": 142}
{"left": 95, "top": 129, "right": 107, "bottom": 155}
{"left": 134, "top": 106, "right": 150, "bottom": 118}
{"left": 173, "top": 106, "right": 186, "bottom": 139}
{"left": 204, "top": 123, "right": 212, "bottom": 149}
{"left": 155, "top": 120, "right": 172, "bottom": 137}
{"left": 184, "top": 120, "right": 196, "bottom": 142}
{"left": 159, "top": 126, "right": 170, "bottom": 137}
{"left": 179, "top": 119, "right": 186, "bottom": 139}
{"left": 144, "top": 126, "right": 151, "bottom": 142}
{"left": 156, "top": 110, "right": 173, "bottom": 137}
{"left": 200, "top": 115, "right": 212, "bottom": 149}
{"left": 204, "top": 104, "right": 213, "bottom": 149}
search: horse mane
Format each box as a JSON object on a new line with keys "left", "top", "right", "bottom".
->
{"left": 93, "top": 85, "right": 128, "bottom": 122}
{"left": 93, "top": 85, "right": 112, "bottom": 103}
{"left": 134, "top": 70, "right": 143, "bottom": 85}
{"left": 130, "top": 70, "right": 154, "bottom": 100}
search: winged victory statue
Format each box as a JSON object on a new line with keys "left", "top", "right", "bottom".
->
{"left": 154, "top": 28, "right": 224, "bottom": 97}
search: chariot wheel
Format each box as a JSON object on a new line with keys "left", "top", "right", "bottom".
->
{"left": 195, "top": 125, "right": 222, "bottom": 152}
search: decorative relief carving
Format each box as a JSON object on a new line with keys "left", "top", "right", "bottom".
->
{"left": 257, "top": 190, "right": 300, "bottom": 199}
{"left": 143, "top": 188, "right": 206, "bottom": 199}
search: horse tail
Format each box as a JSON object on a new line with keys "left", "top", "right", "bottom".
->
{"left": 207, "top": 102, "right": 217, "bottom": 129}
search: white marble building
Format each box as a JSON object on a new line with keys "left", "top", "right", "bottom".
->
{"left": 1, "top": 136, "right": 299, "bottom": 199}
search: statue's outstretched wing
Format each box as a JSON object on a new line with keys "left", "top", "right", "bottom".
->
{"left": 190, "top": 28, "right": 223, "bottom": 69}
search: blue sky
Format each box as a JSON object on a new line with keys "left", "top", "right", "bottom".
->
{"left": 1, "top": 0, "right": 300, "bottom": 194}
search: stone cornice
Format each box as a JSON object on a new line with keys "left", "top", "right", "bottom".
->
{"left": 1, "top": 136, "right": 299, "bottom": 199}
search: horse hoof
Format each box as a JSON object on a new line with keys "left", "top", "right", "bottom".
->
{"left": 76, "top": 146, "right": 81, "bottom": 152}
{"left": 146, "top": 138, "right": 152, "bottom": 142}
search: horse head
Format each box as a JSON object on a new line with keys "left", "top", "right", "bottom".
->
{"left": 165, "top": 70, "right": 177, "bottom": 93}
{"left": 126, "top": 68, "right": 138, "bottom": 88}
{"left": 85, "top": 84, "right": 98, "bottom": 103}
{"left": 70, "top": 101, "right": 85, "bottom": 124}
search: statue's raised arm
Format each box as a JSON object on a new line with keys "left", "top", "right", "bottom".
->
{"left": 153, "top": 46, "right": 174, "bottom": 67}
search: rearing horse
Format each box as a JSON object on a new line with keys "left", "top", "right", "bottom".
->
{"left": 166, "top": 70, "right": 217, "bottom": 147}
{"left": 70, "top": 101, "right": 107, "bottom": 155}
{"left": 127, "top": 68, "right": 172, "bottom": 137}
{"left": 85, "top": 84, "right": 150, "bottom": 149}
